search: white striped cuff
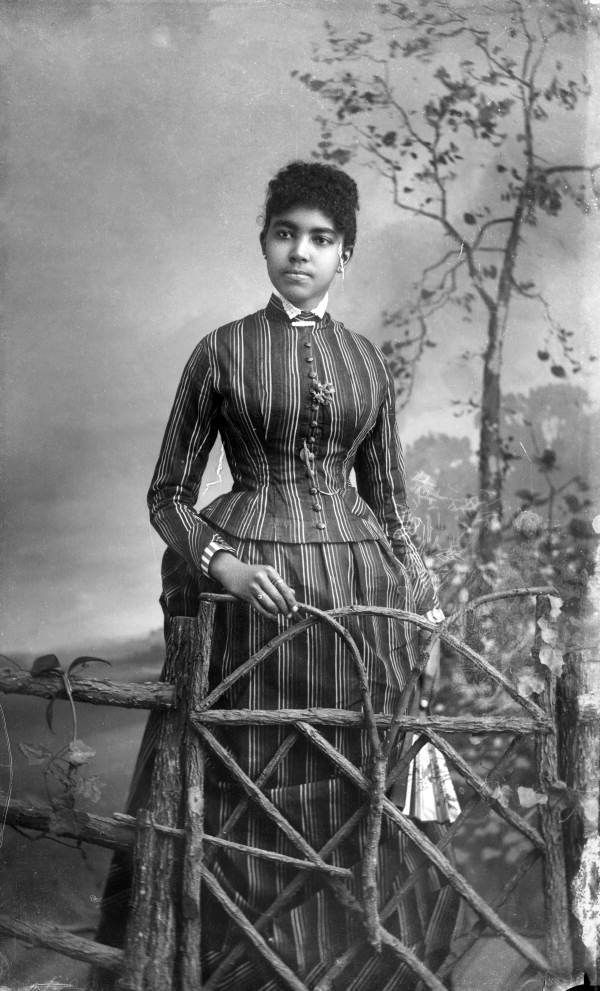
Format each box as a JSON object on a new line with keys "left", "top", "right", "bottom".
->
{"left": 200, "top": 536, "right": 236, "bottom": 577}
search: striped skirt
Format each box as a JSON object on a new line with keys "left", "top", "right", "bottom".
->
{"left": 90, "top": 538, "right": 459, "bottom": 990}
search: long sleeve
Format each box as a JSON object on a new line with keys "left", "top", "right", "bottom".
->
{"left": 147, "top": 338, "right": 225, "bottom": 573}
{"left": 354, "top": 358, "right": 439, "bottom": 614}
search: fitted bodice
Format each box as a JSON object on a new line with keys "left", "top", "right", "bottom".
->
{"left": 148, "top": 295, "right": 437, "bottom": 611}
{"left": 196, "top": 306, "right": 391, "bottom": 543}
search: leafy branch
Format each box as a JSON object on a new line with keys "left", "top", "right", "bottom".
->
{"left": 17, "top": 653, "right": 110, "bottom": 814}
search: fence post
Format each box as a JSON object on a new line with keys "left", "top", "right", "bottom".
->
{"left": 180, "top": 599, "right": 215, "bottom": 989}
{"left": 558, "top": 644, "right": 600, "bottom": 983}
{"left": 118, "top": 612, "right": 210, "bottom": 991}
{"left": 533, "top": 594, "right": 573, "bottom": 984}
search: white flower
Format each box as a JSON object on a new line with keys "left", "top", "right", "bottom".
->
{"left": 513, "top": 509, "right": 544, "bottom": 538}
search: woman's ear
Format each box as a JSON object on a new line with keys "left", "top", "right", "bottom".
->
{"left": 337, "top": 245, "right": 352, "bottom": 276}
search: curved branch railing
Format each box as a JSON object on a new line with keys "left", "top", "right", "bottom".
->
{"left": 0, "top": 585, "right": 575, "bottom": 990}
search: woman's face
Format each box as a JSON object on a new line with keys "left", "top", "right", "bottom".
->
{"left": 263, "top": 206, "right": 351, "bottom": 311}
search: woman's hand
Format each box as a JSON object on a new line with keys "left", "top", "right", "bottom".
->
{"left": 208, "top": 552, "right": 299, "bottom": 620}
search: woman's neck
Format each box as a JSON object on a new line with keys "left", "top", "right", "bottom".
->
{"left": 272, "top": 288, "right": 329, "bottom": 318}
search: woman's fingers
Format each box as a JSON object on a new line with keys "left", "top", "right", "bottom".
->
{"left": 251, "top": 580, "right": 280, "bottom": 616}
{"left": 211, "top": 558, "right": 288, "bottom": 617}
{"left": 251, "top": 588, "right": 279, "bottom": 618}
{"left": 425, "top": 607, "right": 445, "bottom": 624}
{"left": 421, "top": 607, "right": 445, "bottom": 643}
{"left": 252, "top": 567, "right": 298, "bottom": 618}
{"left": 266, "top": 567, "right": 299, "bottom": 615}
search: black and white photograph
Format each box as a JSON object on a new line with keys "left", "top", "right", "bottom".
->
{"left": 1, "top": 2, "right": 599, "bottom": 989}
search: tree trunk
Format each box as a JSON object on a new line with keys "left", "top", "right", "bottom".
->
{"left": 478, "top": 306, "right": 504, "bottom": 562}
{"left": 476, "top": 176, "right": 527, "bottom": 563}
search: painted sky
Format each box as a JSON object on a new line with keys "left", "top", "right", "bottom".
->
{"left": 1, "top": 0, "right": 599, "bottom": 657}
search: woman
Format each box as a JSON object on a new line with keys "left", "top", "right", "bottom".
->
{"left": 93, "top": 161, "right": 458, "bottom": 990}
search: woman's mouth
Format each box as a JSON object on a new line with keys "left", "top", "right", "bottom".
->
{"left": 284, "top": 270, "right": 311, "bottom": 279}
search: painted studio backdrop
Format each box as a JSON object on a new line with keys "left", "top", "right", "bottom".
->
{"left": 1, "top": 1, "right": 599, "bottom": 988}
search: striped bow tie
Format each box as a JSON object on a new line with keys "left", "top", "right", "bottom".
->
{"left": 292, "top": 311, "right": 318, "bottom": 327}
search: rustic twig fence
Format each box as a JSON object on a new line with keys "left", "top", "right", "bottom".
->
{"left": 0, "top": 587, "right": 598, "bottom": 989}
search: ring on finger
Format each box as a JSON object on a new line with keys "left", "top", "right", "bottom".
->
{"left": 256, "top": 592, "right": 265, "bottom": 601}
{"left": 273, "top": 576, "right": 285, "bottom": 587}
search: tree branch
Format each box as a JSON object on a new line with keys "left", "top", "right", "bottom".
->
{"left": 538, "top": 163, "right": 600, "bottom": 177}
{"left": 422, "top": 247, "right": 460, "bottom": 278}
{"left": 473, "top": 216, "right": 518, "bottom": 250}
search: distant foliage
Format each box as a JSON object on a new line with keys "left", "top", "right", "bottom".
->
{"left": 406, "top": 383, "right": 597, "bottom": 688}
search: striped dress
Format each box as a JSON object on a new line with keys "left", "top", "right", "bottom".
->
{"left": 91, "top": 294, "right": 458, "bottom": 990}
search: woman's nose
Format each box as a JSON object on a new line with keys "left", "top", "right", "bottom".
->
{"left": 290, "top": 236, "right": 310, "bottom": 260}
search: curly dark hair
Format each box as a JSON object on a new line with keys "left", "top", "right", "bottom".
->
{"left": 259, "top": 161, "right": 359, "bottom": 252}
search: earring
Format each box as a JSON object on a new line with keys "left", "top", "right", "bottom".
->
{"left": 337, "top": 258, "right": 345, "bottom": 280}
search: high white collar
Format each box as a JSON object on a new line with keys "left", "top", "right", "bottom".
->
{"left": 272, "top": 289, "right": 329, "bottom": 320}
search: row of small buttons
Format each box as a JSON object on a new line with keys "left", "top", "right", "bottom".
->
{"left": 300, "top": 331, "right": 326, "bottom": 530}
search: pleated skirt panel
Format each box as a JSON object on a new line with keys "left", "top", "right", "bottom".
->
{"left": 89, "top": 539, "right": 459, "bottom": 991}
